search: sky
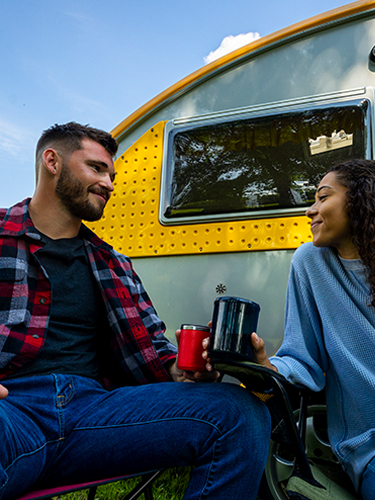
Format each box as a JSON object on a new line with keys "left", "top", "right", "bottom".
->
{"left": 0, "top": 0, "right": 349, "bottom": 207}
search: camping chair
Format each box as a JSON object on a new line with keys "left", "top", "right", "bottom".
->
{"left": 13, "top": 470, "right": 164, "bottom": 500}
{"left": 214, "top": 359, "right": 359, "bottom": 500}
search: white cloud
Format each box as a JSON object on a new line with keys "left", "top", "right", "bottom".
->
{"left": 63, "top": 10, "right": 96, "bottom": 32}
{"left": 204, "top": 32, "right": 261, "bottom": 64}
{"left": 0, "top": 119, "right": 34, "bottom": 157}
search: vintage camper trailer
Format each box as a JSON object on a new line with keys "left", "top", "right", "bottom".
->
{"left": 85, "top": 2, "right": 375, "bottom": 498}
{"left": 88, "top": 1, "right": 375, "bottom": 359}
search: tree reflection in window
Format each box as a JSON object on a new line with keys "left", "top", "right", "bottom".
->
{"left": 165, "top": 103, "right": 366, "bottom": 218}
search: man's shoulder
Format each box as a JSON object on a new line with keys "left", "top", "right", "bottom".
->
{"left": 81, "top": 226, "right": 132, "bottom": 268}
{"left": 0, "top": 199, "right": 31, "bottom": 234}
{"left": 104, "top": 246, "right": 133, "bottom": 270}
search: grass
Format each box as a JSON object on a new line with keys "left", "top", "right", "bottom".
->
{"left": 53, "top": 467, "right": 192, "bottom": 500}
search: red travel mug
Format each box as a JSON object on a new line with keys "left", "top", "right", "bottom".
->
{"left": 177, "top": 325, "right": 211, "bottom": 371}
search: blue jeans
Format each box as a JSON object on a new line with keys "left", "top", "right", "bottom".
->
{"left": 361, "top": 455, "right": 375, "bottom": 500}
{"left": 0, "top": 374, "right": 270, "bottom": 500}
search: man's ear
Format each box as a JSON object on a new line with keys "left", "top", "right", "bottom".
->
{"left": 42, "top": 148, "right": 61, "bottom": 175}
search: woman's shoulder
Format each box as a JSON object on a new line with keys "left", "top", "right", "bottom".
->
{"left": 293, "top": 241, "right": 326, "bottom": 258}
{"left": 292, "top": 242, "right": 336, "bottom": 270}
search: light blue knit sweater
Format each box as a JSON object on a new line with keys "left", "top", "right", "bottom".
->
{"left": 271, "top": 242, "right": 375, "bottom": 491}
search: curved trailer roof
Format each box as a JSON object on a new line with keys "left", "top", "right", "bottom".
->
{"left": 111, "top": 0, "right": 375, "bottom": 141}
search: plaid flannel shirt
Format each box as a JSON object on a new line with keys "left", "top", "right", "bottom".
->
{"left": 0, "top": 199, "right": 177, "bottom": 385}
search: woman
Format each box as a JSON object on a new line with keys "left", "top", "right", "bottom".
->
{"left": 251, "top": 159, "right": 375, "bottom": 499}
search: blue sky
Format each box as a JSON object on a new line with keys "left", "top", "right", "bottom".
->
{"left": 0, "top": 0, "right": 347, "bottom": 207}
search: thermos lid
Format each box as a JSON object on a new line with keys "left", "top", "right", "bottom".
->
{"left": 214, "top": 296, "right": 260, "bottom": 310}
{"left": 180, "top": 325, "right": 210, "bottom": 332}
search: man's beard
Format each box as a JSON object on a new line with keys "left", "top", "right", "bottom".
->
{"left": 55, "top": 164, "right": 107, "bottom": 222}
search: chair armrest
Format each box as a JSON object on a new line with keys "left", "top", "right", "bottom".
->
{"left": 214, "top": 358, "right": 314, "bottom": 481}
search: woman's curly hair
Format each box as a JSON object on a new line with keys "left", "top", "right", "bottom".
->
{"left": 327, "top": 159, "right": 375, "bottom": 306}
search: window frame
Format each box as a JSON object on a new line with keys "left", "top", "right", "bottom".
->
{"left": 159, "top": 87, "right": 374, "bottom": 226}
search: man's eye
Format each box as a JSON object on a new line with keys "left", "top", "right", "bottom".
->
{"left": 91, "top": 165, "right": 100, "bottom": 172}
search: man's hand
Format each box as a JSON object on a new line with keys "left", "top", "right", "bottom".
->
{"left": 168, "top": 329, "right": 220, "bottom": 383}
{"left": 251, "top": 333, "right": 278, "bottom": 372}
{"left": 0, "top": 384, "right": 8, "bottom": 399}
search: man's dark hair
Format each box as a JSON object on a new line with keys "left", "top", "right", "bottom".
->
{"left": 35, "top": 122, "right": 118, "bottom": 183}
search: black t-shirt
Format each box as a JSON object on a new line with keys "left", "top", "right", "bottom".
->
{"left": 10, "top": 230, "right": 104, "bottom": 379}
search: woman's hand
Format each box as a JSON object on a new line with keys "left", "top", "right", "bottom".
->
{"left": 0, "top": 384, "right": 8, "bottom": 399}
{"left": 251, "top": 333, "right": 278, "bottom": 372}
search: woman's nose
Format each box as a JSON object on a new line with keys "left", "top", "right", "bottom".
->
{"left": 306, "top": 203, "right": 317, "bottom": 218}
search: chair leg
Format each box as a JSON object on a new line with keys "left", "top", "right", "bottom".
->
{"left": 87, "top": 486, "right": 98, "bottom": 500}
{"left": 121, "top": 471, "right": 163, "bottom": 500}
{"left": 139, "top": 474, "right": 154, "bottom": 500}
{"left": 271, "top": 377, "right": 314, "bottom": 481}
{"left": 143, "top": 483, "right": 154, "bottom": 500}
{"left": 297, "top": 391, "right": 310, "bottom": 445}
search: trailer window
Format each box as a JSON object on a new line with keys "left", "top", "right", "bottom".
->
{"left": 163, "top": 102, "right": 367, "bottom": 220}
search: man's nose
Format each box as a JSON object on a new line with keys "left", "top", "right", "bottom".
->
{"left": 101, "top": 174, "right": 114, "bottom": 192}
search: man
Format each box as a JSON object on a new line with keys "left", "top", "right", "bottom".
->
{"left": 0, "top": 122, "right": 270, "bottom": 500}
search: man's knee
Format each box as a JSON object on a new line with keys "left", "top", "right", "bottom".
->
{"left": 200, "top": 382, "right": 271, "bottom": 436}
